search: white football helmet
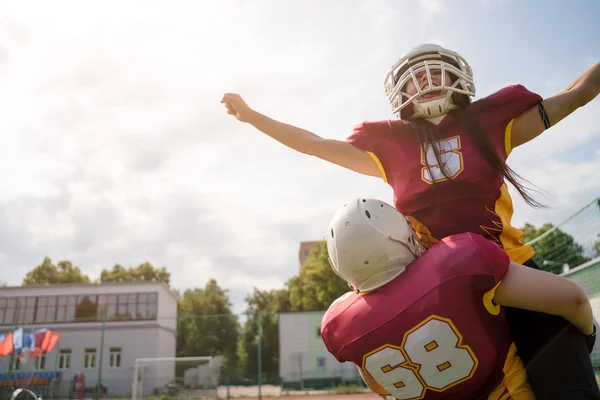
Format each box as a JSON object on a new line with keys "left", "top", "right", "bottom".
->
{"left": 326, "top": 198, "right": 424, "bottom": 293}
{"left": 384, "top": 43, "right": 476, "bottom": 120}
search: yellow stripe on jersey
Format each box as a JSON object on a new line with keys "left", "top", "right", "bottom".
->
{"left": 499, "top": 118, "right": 536, "bottom": 263}
{"left": 366, "top": 151, "right": 388, "bottom": 183}
{"left": 483, "top": 281, "right": 502, "bottom": 316}
{"left": 494, "top": 183, "right": 536, "bottom": 264}
{"left": 504, "top": 119, "right": 514, "bottom": 156}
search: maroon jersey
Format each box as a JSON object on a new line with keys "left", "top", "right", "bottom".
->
{"left": 346, "top": 85, "right": 542, "bottom": 263}
{"left": 321, "top": 233, "right": 512, "bottom": 400}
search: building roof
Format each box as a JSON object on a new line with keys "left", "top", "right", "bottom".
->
{"left": 0, "top": 280, "right": 179, "bottom": 301}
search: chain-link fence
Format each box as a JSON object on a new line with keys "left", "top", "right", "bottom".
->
{"left": 527, "top": 198, "right": 600, "bottom": 274}
{"left": 527, "top": 198, "right": 600, "bottom": 367}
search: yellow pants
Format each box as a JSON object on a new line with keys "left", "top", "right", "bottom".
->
{"left": 487, "top": 343, "right": 535, "bottom": 400}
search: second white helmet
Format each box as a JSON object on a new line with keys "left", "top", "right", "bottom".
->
{"left": 326, "top": 198, "right": 424, "bottom": 293}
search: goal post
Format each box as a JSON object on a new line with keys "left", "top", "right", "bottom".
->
{"left": 132, "top": 356, "right": 220, "bottom": 400}
{"left": 10, "top": 388, "right": 40, "bottom": 400}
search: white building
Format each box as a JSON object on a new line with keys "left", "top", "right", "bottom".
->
{"left": 0, "top": 281, "right": 177, "bottom": 398}
{"left": 278, "top": 311, "right": 360, "bottom": 389}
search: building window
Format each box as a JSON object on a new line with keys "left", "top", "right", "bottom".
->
{"left": 0, "top": 298, "right": 5, "bottom": 324}
{"left": 84, "top": 348, "right": 97, "bottom": 369}
{"left": 109, "top": 347, "right": 122, "bottom": 368}
{"left": 59, "top": 349, "right": 71, "bottom": 370}
{"left": 0, "top": 292, "right": 159, "bottom": 326}
{"left": 136, "top": 293, "right": 158, "bottom": 320}
{"left": 35, "top": 296, "right": 57, "bottom": 323}
{"left": 10, "top": 356, "right": 22, "bottom": 371}
{"left": 15, "top": 297, "right": 37, "bottom": 324}
{"left": 35, "top": 355, "right": 47, "bottom": 370}
{"left": 0, "top": 297, "right": 37, "bottom": 325}
{"left": 317, "top": 357, "right": 326, "bottom": 368}
{"left": 75, "top": 295, "right": 99, "bottom": 322}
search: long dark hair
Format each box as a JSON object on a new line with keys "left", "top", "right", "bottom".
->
{"left": 407, "top": 108, "right": 545, "bottom": 209}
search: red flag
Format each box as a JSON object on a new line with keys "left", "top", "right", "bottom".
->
{"left": 0, "top": 332, "right": 14, "bottom": 357}
{"left": 41, "top": 332, "right": 60, "bottom": 353}
{"left": 34, "top": 330, "right": 50, "bottom": 348}
{"left": 28, "top": 349, "right": 44, "bottom": 358}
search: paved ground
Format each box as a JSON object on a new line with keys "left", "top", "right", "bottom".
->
{"left": 215, "top": 385, "right": 380, "bottom": 399}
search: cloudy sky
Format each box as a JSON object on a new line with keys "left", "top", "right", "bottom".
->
{"left": 0, "top": 0, "right": 598, "bottom": 313}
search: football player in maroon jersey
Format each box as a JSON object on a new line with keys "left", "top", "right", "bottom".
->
{"left": 320, "top": 198, "right": 595, "bottom": 400}
{"left": 221, "top": 44, "right": 600, "bottom": 395}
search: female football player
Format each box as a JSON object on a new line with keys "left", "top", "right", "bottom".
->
{"left": 221, "top": 44, "right": 600, "bottom": 395}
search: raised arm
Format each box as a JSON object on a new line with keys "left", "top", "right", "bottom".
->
{"left": 493, "top": 261, "right": 594, "bottom": 336}
{"left": 511, "top": 61, "right": 600, "bottom": 148}
{"left": 221, "top": 93, "right": 381, "bottom": 178}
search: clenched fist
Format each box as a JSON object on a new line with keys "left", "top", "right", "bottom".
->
{"left": 221, "top": 93, "right": 256, "bottom": 123}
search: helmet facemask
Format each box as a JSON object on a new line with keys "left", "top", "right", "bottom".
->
{"left": 384, "top": 45, "right": 476, "bottom": 120}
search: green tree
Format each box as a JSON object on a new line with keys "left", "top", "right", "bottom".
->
{"left": 177, "top": 279, "right": 239, "bottom": 377}
{"left": 287, "top": 241, "right": 349, "bottom": 311}
{"left": 238, "top": 288, "right": 291, "bottom": 384}
{"left": 23, "top": 258, "right": 91, "bottom": 285}
{"left": 238, "top": 288, "right": 290, "bottom": 384}
{"left": 521, "top": 223, "right": 590, "bottom": 273}
{"left": 100, "top": 262, "right": 171, "bottom": 286}
{"left": 594, "top": 241, "right": 600, "bottom": 258}
{"left": 237, "top": 242, "right": 348, "bottom": 384}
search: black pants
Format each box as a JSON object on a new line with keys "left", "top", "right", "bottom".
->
{"left": 504, "top": 258, "right": 600, "bottom": 399}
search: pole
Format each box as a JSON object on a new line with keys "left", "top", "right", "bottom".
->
{"left": 132, "top": 359, "right": 139, "bottom": 400}
{"left": 96, "top": 318, "right": 106, "bottom": 400}
{"left": 257, "top": 311, "right": 262, "bottom": 400}
{"left": 50, "top": 345, "right": 61, "bottom": 397}
{"left": 299, "top": 354, "right": 304, "bottom": 391}
{"left": 7, "top": 299, "right": 20, "bottom": 393}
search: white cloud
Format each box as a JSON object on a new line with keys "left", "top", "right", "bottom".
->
{"left": 0, "top": 1, "right": 596, "bottom": 315}
{"left": 417, "top": 0, "right": 446, "bottom": 15}
{"left": 508, "top": 156, "right": 600, "bottom": 227}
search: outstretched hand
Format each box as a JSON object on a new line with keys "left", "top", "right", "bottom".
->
{"left": 221, "top": 93, "right": 255, "bottom": 123}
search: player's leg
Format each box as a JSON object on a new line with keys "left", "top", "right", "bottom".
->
{"left": 505, "top": 258, "right": 600, "bottom": 398}
{"left": 505, "top": 258, "right": 570, "bottom": 363}
{"left": 526, "top": 324, "right": 600, "bottom": 399}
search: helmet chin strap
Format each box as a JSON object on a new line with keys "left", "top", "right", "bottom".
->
{"left": 410, "top": 91, "right": 456, "bottom": 123}
{"left": 425, "top": 114, "right": 447, "bottom": 125}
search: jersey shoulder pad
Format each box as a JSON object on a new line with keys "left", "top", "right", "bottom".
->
{"left": 320, "top": 291, "right": 357, "bottom": 361}
{"left": 470, "top": 84, "right": 543, "bottom": 119}
{"left": 443, "top": 233, "right": 510, "bottom": 283}
{"left": 322, "top": 291, "right": 355, "bottom": 329}
{"left": 346, "top": 120, "right": 395, "bottom": 152}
